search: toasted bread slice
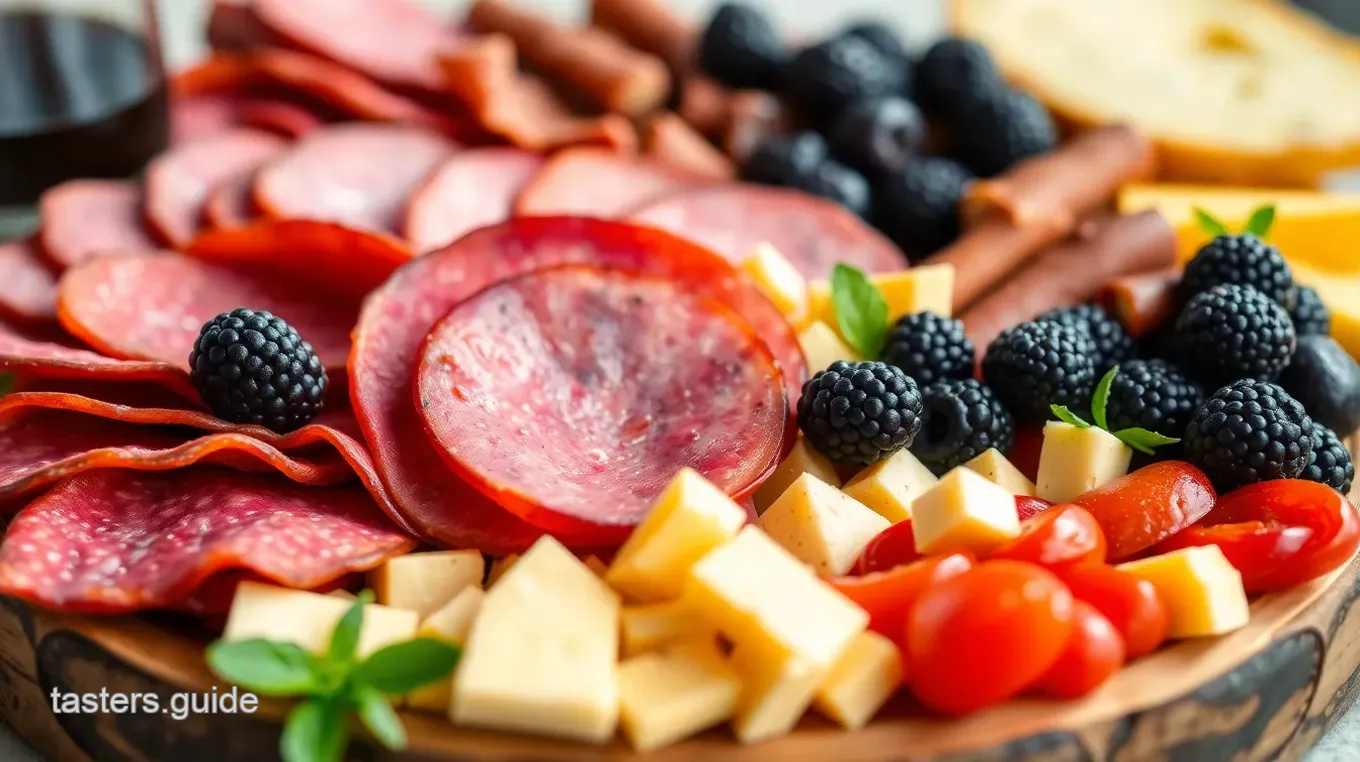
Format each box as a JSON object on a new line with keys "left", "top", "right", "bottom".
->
{"left": 952, "top": 0, "right": 1360, "bottom": 187}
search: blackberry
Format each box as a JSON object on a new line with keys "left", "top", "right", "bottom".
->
{"left": 189, "top": 308, "right": 327, "bottom": 432}
{"left": 696, "top": 3, "right": 788, "bottom": 90}
{"left": 798, "top": 360, "right": 924, "bottom": 465}
{"left": 914, "top": 37, "right": 1002, "bottom": 117}
{"left": 1179, "top": 233, "right": 1294, "bottom": 307}
{"left": 782, "top": 36, "right": 899, "bottom": 121}
{"left": 1037, "top": 304, "right": 1134, "bottom": 374}
{"left": 1289, "top": 285, "right": 1330, "bottom": 336}
{"left": 910, "top": 379, "right": 1015, "bottom": 475}
{"left": 1303, "top": 425, "right": 1354, "bottom": 494}
{"left": 1183, "top": 380, "right": 1314, "bottom": 493}
{"left": 1279, "top": 334, "right": 1360, "bottom": 435}
{"left": 880, "top": 311, "right": 975, "bottom": 387}
{"left": 827, "top": 96, "right": 925, "bottom": 178}
{"left": 740, "top": 131, "right": 827, "bottom": 186}
{"left": 1104, "top": 360, "right": 1203, "bottom": 438}
{"left": 872, "top": 157, "right": 972, "bottom": 259}
{"left": 841, "top": 20, "right": 907, "bottom": 62}
{"left": 1173, "top": 284, "right": 1296, "bottom": 385}
{"left": 954, "top": 88, "right": 1058, "bottom": 177}
{"left": 786, "top": 158, "right": 871, "bottom": 218}
{"left": 981, "top": 321, "right": 1098, "bottom": 423}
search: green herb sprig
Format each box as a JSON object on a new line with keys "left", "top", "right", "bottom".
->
{"left": 207, "top": 590, "right": 461, "bottom": 762}
{"left": 1192, "top": 204, "right": 1276, "bottom": 239}
{"left": 830, "top": 263, "right": 890, "bottom": 359}
{"left": 1050, "top": 366, "right": 1182, "bottom": 456}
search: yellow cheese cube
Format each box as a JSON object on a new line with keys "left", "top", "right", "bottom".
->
{"left": 685, "top": 526, "right": 868, "bottom": 669}
{"left": 618, "top": 639, "right": 742, "bottom": 751}
{"left": 222, "top": 582, "right": 418, "bottom": 658}
{"left": 453, "top": 537, "right": 620, "bottom": 743}
{"left": 797, "top": 321, "right": 861, "bottom": 373}
{"left": 910, "top": 467, "right": 1021, "bottom": 556}
{"left": 752, "top": 436, "right": 841, "bottom": 514}
{"left": 842, "top": 448, "right": 938, "bottom": 523}
{"left": 407, "top": 586, "right": 486, "bottom": 713}
{"left": 814, "top": 631, "right": 903, "bottom": 730}
{"left": 874, "top": 264, "right": 954, "bottom": 320}
{"left": 1035, "top": 422, "right": 1132, "bottom": 504}
{"left": 620, "top": 599, "right": 715, "bottom": 656}
{"left": 741, "top": 242, "right": 808, "bottom": 323}
{"left": 485, "top": 554, "right": 518, "bottom": 587}
{"left": 759, "top": 473, "right": 890, "bottom": 575}
{"left": 1116, "top": 546, "right": 1250, "bottom": 639}
{"left": 729, "top": 643, "right": 826, "bottom": 744}
{"left": 964, "top": 448, "right": 1036, "bottom": 496}
{"left": 806, "top": 279, "right": 834, "bottom": 327}
{"left": 607, "top": 467, "right": 747, "bottom": 602}
{"left": 369, "top": 550, "right": 485, "bottom": 619}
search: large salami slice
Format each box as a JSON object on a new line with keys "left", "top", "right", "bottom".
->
{"left": 38, "top": 180, "right": 159, "bottom": 270}
{"left": 350, "top": 217, "right": 802, "bottom": 552}
{"left": 0, "top": 324, "right": 196, "bottom": 399}
{"left": 203, "top": 176, "right": 257, "bottom": 229}
{"left": 253, "top": 124, "right": 454, "bottom": 235}
{"left": 0, "top": 469, "right": 416, "bottom": 613}
{"left": 56, "top": 254, "right": 355, "bottom": 371}
{"left": 171, "top": 95, "right": 241, "bottom": 143}
{"left": 402, "top": 147, "right": 544, "bottom": 252}
{"left": 514, "top": 148, "right": 706, "bottom": 218}
{"left": 0, "top": 241, "right": 58, "bottom": 326}
{"left": 628, "top": 185, "right": 908, "bottom": 279}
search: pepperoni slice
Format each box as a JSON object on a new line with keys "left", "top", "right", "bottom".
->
{"left": 204, "top": 175, "right": 257, "bottom": 229}
{"left": 0, "top": 469, "right": 416, "bottom": 613}
{"left": 514, "top": 148, "right": 706, "bottom": 218}
{"left": 237, "top": 99, "right": 324, "bottom": 138}
{"left": 402, "top": 147, "right": 544, "bottom": 252}
{"left": 38, "top": 180, "right": 159, "bottom": 270}
{"left": 350, "top": 217, "right": 802, "bottom": 552}
{"left": 253, "top": 124, "right": 454, "bottom": 235}
{"left": 628, "top": 184, "right": 908, "bottom": 279}
{"left": 0, "top": 241, "right": 58, "bottom": 325}
{"left": 0, "top": 322, "right": 196, "bottom": 399}
{"left": 56, "top": 254, "right": 355, "bottom": 371}
{"left": 171, "top": 95, "right": 241, "bottom": 143}
{"left": 145, "top": 128, "right": 289, "bottom": 248}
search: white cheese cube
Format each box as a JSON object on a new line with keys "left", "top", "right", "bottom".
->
{"left": 741, "top": 242, "right": 808, "bottom": 323}
{"left": 842, "top": 448, "right": 938, "bottom": 523}
{"left": 369, "top": 550, "right": 485, "bottom": 619}
{"left": 963, "top": 448, "right": 1036, "bottom": 496}
{"left": 617, "top": 639, "right": 742, "bottom": 751}
{"left": 752, "top": 436, "right": 842, "bottom": 514}
{"left": 797, "top": 321, "right": 861, "bottom": 373}
{"left": 759, "top": 473, "right": 890, "bottom": 575}
{"left": 222, "top": 582, "right": 418, "bottom": 658}
{"left": 910, "top": 467, "right": 1021, "bottom": 555}
{"left": 814, "top": 631, "right": 903, "bottom": 730}
{"left": 1116, "top": 546, "right": 1250, "bottom": 638}
{"left": 729, "top": 643, "right": 826, "bottom": 744}
{"left": 407, "top": 586, "right": 485, "bottom": 714}
{"left": 620, "top": 599, "right": 716, "bottom": 656}
{"left": 1036, "top": 421, "right": 1132, "bottom": 504}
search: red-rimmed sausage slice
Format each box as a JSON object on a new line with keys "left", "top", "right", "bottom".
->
{"left": 402, "top": 147, "right": 544, "bottom": 252}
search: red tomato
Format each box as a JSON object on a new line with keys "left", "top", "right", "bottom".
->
{"left": 904, "top": 560, "right": 1074, "bottom": 715}
{"left": 1060, "top": 564, "right": 1169, "bottom": 659}
{"left": 1071, "top": 462, "right": 1216, "bottom": 560}
{"left": 852, "top": 521, "right": 920, "bottom": 575}
{"left": 1156, "top": 480, "right": 1360, "bottom": 593}
{"left": 1035, "top": 600, "right": 1125, "bottom": 699}
{"left": 991, "top": 504, "right": 1106, "bottom": 571}
{"left": 1016, "top": 495, "right": 1053, "bottom": 521}
{"left": 831, "top": 554, "right": 973, "bottom": 638}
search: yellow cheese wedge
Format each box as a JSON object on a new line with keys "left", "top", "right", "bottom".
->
{"left": 797, "top": 320, "right": 861, "bottom": 373}
{"left": 407, "top": 586, "right": 486, "bottom": 714}
{"left": 369, "top": 550, "right": 485, "bottom": 619}
{"left": 814, "top": 631, "right": 903, "bottom": 730}
{"left": 759, "top": 473, "right": 890, "bottom": 575}
{"left": 606, "top": 467, "right": 747, "bottom": 603}
{"left": 1116, "top": 546, "right": 1250, "bottom": 639}
{"left": 453, "top": 537, "right": 620, "bottom": 743}
{"left": 485, "top": 554, "right": 519, "bottom": 587}
{"left": 963, "top": 448, "right": 1036, "bottom": 496}
{"left": 1035, "top": 422, "right": 1132, "bottom": 504}
{"left": 222, "top": 582, "right": 418, "bottom": 658}
{"left": 842, "top": 448, "right": 938, "bottom": 523}
{"left": 617, "top": 639, "right": 742, "bottom": 751}
{"left": 741, "top": 242, "right": 808, "bottom": 324}
{"left": 620, "top": 599, "right": 715, "bottom": 656}
{"left": 910, "top": 467, "right": 1021, "bottom": 556}
{"left": 807, "top": 279, "right": 834, "bottom": 327}
{"left": 752, "top": 436, "right": 842, "bottom": 514}
{"left": 873, "top": 264, "right": 955, "bottom": 321}
{"left": 729, "top": 642, "right": 826, "bottom": 744}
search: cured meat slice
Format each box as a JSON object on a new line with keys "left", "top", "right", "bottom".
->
{"left": 402, "top": 147, "right": 544, "bottom": 252}
{"left": 0, "top": 241, "right": 58, "bottom": 325}
{"left": 628, "top": 185, "right": 908, "bottom": 279}
{"left": 237, "top": 99, "right": 323, "bottom": 138}
{"left": 171, "top": 95, "right": 321, "bottom": 145}
{"left": 172, "top": 95, "right": 241, "bottom": 143}
{"left": 0, "top": 323, "right": 196, "bottom": 399}
{"left": 37, "top": 180, "right": 158, "bottom": 270}
{"left": 56, "top": 254, "right": 355, "bottom": 371}
{"left": 204, "top": 175, "right": 257, "bottom": 229}
{"left": 350, "top": 217, "right": 802, "bottom": 553}
{"left": 514, "top": 148, "right": 706, "bottom": 218}
{"left": 416, "top": 265, "right": 786, "bottom": 535}
{"left": 0, "top": 469, "right": 416, "bottom": 613}
{"left": 145, "top": 128, "right": 289, "bottom": 248}
{"left": 253, "top": 124, "right": 455, "bottom": 235}
{"left": 207, "top": 0, "right": 274, "bottom": 50}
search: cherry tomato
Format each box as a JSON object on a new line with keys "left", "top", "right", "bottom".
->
{"left": 830, "top": 554, "right": 973, "bottom": 638}
{"left": 904, "top": 560, "right": 1074, "bottom": 715}
{"left": 852, "top": 521, "right": 920, "bottom": 575}
{"left": 991, "top": 504, "right": 1106, "bottom": 571}
{"left": 1060, "top": 564, "right": 1169, "bottom": 659}
{"left": 1035, "top": 600, "right": 1125, "bottom": 699}
{"left": 1156, "top": 480, "right": 1360, "bottom": 593}
{"left": 1071, "top": 462, "right": 1216, "bottom": 560}
{"left": 1016, "top": 495, "right": 1053, "bottom": 521}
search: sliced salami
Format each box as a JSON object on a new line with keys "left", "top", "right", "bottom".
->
{"left": 171, "top": 96, "right": 320, "bottom": 145}
{"left": 253, "top": 124, "right": 454, "bottom": 235}
{"left": 145, "top": 128, "right": 289, "bottom": 248}
{"left": 402, "top": 147, "right": 544, "bottom": 252}
{"left": 203, "top": 175, "right": 257, "bottom": 229}
{"left": 0, "top": 469, "right": 416, "bottom": 613}
{"left": 350, "top": 217, "right": 802, "bottom": 552}
{"left": 0, "top": 323, "right": 196, "bottom": 399}
{"left": 628, "top": 184, "right": 908, "bottom": 279}
{"left": 514, "top": 148, "right": 706, "bottom": 218}
{"left": 236, "top": 99, "right": 324, "bottom": 138}
{"left": 171, "top": 95, "right": 242, "bottom": 143}
{"left": 38, "top": 180, "right": 159, "bottom": 270}
{"left": 0, "top": 241, "right": 58, "bottom": 325}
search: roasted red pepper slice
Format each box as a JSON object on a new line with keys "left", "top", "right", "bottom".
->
{"left": 991, "top": 504, "right": 1106, "bottom": 571}
{"left": 830, "top": 553, "right": 973, "bottom": 639}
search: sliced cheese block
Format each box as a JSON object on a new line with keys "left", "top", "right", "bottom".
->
{"left": 729, "top": 643, "right": 826, "bottom": 744}
{"left": 369, "top": 550, "right": 485, "bottom": 619}
{"left": 620, "top": 600, "right": 716, "bottom": 656}
{"left": 741, "top": 242, "right": 808, "bottom": 323}
{"left": 873, "top": 264, "right": 954, "bottom": 321}
{"left": 842, "top": 448, "right": 939, "bottom": 523}
{"left": 963, "top": 448, "right": 1036, "bottom": 496}
{"left": 752, "top": 436, "right": 842, "bottom": 514}
{"left": 408, "top": 586, "right": 486, "bottom": 714}
{"left": 222, "top": 582, "right": 418, "bottom": 658}
{"left": 910, "top": 467, "right": 1021, "bottom": 556}
{"left": 1116, "top": 545, "right": 1250, "bottom": 638}
{"left": 1036, "top": 422, "right": 1132, "bottom": 504}
{"left": 759, "top": 473, "right": 890, "bottom": 575}
{"left": 798, "top": 320, "right": 861, "bottom": 373}
{"left": 617, "top": 639, "right": 742, "bottom": 751}
{"left": 485, "top": 554, "right": 519, "bottom": 587}
{"left": 814, "top": 631, "right": 903, "bottom": 731}
{"left": 453, "top": 537, "right": 620, "bottom": 743}
{"left": 606, "top": 468, "right": 747, "bottom": 602}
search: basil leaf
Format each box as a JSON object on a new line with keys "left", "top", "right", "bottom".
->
{"left": 206, "top": 639, "right": 319, "bottom": 696}
{"left": 1091, "top": 366, "right": 1119, "bottom": 432}
{"left": 326, "top": 590, "right": 374, "bottom": 666}
{"left": 354, "top": 683, "right": 407, "bottom": 751}
{"left": 830, "top": 263, "right": 889, "bottom": 359}
{"left": 1114, "top": 427, "right": 1181, "bottom": 456}
{"left": 357, "top": 638, "right": 462, "bottom": 695}
{"left": 1244, "top": 204, "right": 1276, "bottom": 238}
{"left": 1050, "top": 405, "right": 1090, "bottom": 429}
{"left": 280, "top": 697, "right": 348, "bottom": 762}
{"left": 1192, "top": 207, "right": 1228, "bottom": 237}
